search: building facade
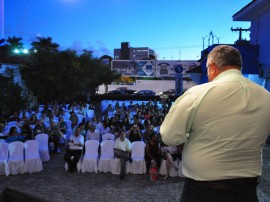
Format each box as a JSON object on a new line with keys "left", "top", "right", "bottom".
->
{"left": 114, "top": 42, "right": 156, "bottom": 60}
{"left": 233, "top": 0, "right": 270, "bottom": 91}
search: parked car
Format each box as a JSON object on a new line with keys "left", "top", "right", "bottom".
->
{"left": 116, "top": 87, "right": 136, "bottom": 95}
{"left": 159, "top": 89, "right": 176, "bottom": 98}
{"left": 163, "top": 89, "right": 175, "bottom": 95}
{"left": 133, "top": 90, "right": 156, "bottom": 96}
{"left": 106, "top": 90, "right": 128, "bottom": 95}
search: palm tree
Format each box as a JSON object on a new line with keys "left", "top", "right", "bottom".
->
{"left": 7, "top": 36, "right": 23, "bottom": 50}
{"left": 31, "top": 37, "right": 59, "bottom": 53}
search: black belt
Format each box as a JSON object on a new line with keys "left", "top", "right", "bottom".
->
{"left": 186, "top": 177, "right": 259, "bottom": 190}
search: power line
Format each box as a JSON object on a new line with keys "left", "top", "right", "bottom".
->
{"left": 153, "top": 45, "right": 201, "bottom": 50}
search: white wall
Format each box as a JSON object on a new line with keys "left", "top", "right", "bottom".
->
{"left": 97, "top": 79, "right": 198, "bottom": 94}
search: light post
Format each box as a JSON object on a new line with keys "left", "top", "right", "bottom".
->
{"left": 0, "top": 0, "right": 4, "bottom": 39}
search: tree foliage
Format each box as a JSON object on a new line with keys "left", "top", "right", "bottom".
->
{"left": 0, "top": 73, "right": 27, "bottom": 118}
{"left": 0, "top": 36, "right": 27, "bottom": 64}
{"left": 19, "top": 37, "right": 120, "bottom": 103}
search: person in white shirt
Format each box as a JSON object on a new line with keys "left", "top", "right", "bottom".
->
{"left": 64, "top": 127, "right": 84, "bottom": 173}
{"left": 160, "top": 45, "right": 270, "bottom": 202}
{"left": 114, "top": 129, "right": 132, "bottom": 180}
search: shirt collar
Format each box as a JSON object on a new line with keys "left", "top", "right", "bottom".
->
{"left": 213, "top": 69, "right": 242, "bottom": 82}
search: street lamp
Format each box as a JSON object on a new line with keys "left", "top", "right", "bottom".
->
{"left": 13, "top": 48, "right": 29, "bottom": 54}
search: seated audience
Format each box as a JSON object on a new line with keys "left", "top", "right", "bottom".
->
{"left": 69, "top": 111, "right": 78, "bottom": 129}
{"left": 114, "top": 129, "right": 132, "bottom": 180}
{"left": 126, "top": 124, "right": 142, "bottom": 142}
{"left": 142, "top": 124, "right": 156, "bottom": 143}
{"left": 6, "top": 126, "right": 26, "bottom": 143}
{"left": 21, "top": 120, "right": 33, "bottom": 140}
{"left": 145, "top": 133, "right": 161, "bottom": 173}
{"left": 86, "top": 125, "right": 100, "bottom": 141}
{"left": 33, "top": 119, "right": 45, "bottom": 136}
{"left": 64, "top": 127, "right": 84, "bottom": 173}
{"left": 58, "top": 116, "right": 67, "bottom": 135}
{"left": 46, "top": 121, "right": 62, "bottom": 154}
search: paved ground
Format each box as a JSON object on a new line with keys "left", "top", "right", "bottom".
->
{"left": 0, "top": 144, "right": 270, "bottom": 202}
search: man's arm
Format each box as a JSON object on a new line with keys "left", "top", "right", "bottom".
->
{"left": 160, "top": 93, "right": 196, "bottom": 146}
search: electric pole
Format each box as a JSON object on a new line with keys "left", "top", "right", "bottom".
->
{"left": 231, "top": 27, "right": 250, "bottom": 41}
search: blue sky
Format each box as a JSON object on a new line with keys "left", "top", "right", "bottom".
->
{"left": 3, "top": 0, "right": 251, "bottom": 60}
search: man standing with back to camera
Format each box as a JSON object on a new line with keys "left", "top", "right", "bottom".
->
{"left": 160, "top": 45, "right": 270, "bottom": 202}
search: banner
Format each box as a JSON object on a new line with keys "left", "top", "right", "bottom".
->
{"left": 112, "top": 60, "right": 199, "bottom": 78}
{"left": 112, "top": 60, "right": 155, "bottom": 77}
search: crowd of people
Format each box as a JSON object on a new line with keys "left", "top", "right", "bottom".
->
{"left": 0, "top": 98, "right": 183, "bottom": 179}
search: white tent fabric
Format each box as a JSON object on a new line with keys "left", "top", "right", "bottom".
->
{"left": 24, "top": 140, "right": 43, "bottom": 173}
{"left": 35, "top": 133, "right": 50, "bottom": 162}
{"left": 130, "top": 141, "right": 146, "bottom": 174}
{"left": 0, "top": 142, "right": 10, "bottom": 176}
{"left": 81, "top": 140, "right": 99, "bottom": 173}
{"left": 8, "top": 141, "right": 25, "bottom": 175}
{"left": 98, "top": 140, "right": 115, "bottom": 173}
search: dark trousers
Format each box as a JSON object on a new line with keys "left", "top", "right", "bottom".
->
{"left": 63, "top": 149, "right": 82, "bottom": 171}
{"left": 49, "top": 136, "right": 60, "bottom": 153}
{"left": 180, "top": 177, "right": 259, "bottom": 202}
{"left": 114, "top": 149, "right": 129, "bottom": 176}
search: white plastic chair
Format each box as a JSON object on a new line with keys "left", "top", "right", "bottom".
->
{"left": 86, "top": 110, "right": 95, "bottom": 121}
{"left": 111, "top": 158, "right": 131, "bottom": 175}
{"left": 159, "top": 147, "right": 179, "bottom": 177}
{"left": 100, "top": 100, "right": 108, "bottom": 112}
{"left": 159, "top": 159, "right": 179, "bottom": 177}
{"left": 80, "top": 140, "right": 99, "bottom": 173}
{"left": 35, "top": 133, "right": 50, "bottom": 161}
{"left": 8, "top": 141, "right": 25, "bottom": 175}
{"left": 77, "top": 114, "right": 84, "bottom": 124}
{"left": 24, "top": 140, "right": 43, "bottom": 173}
{"left": 178, "top": 161, "right": 185, "bottom": 178}
{"left": 102, "top": 133, "right": 115, "bottom": 141}
{"left": 98, "top": 140, "right": 115, "bottom": 173}
{"left": 0, "top": 142, "right": 10, "bottom": 176}
{"left": 130, "top": 141, "right": 146, "bottom": 174}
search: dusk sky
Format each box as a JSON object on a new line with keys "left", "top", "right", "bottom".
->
{"left": 4, "top": 0, "right": 251, "bottom": 60}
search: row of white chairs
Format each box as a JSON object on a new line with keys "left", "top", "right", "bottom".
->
{"left": 67, "top": 140, "right": 185, "bottom": 178}
{"left": 0, "top": 140, "right": 43, "bottom": 176}
{"left": 66, "top": 140, "right": 147, "bottom": 175}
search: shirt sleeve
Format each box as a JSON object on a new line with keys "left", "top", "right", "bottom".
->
{"left": 114, "top": 139, "right": 119, "bottom": 149}
{"left": 126, "top": 139, "right": 132, "bottom": 151}
{"left": 160, "top": 92, "right": 197, "bottom": 146}
{"left": 79, "top": 136, "right": 84, "bottom": 145}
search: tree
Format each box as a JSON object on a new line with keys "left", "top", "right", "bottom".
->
{"left": 7, "top": 36, "right": 24, "bottom": 50}
{"left": 0, "top": 73, "right": 27, "bottom": 119}
{"left": 20, "top": 37, "right": 60, "bottom": 102}
{"left": 20, "top": 37, "right": 120, "bottom": 103}
{"left": 0, "top": 36, "right": 27, "bottom": 64}
{"left": 31, "top": 37, "right": 59, "bottom": 53}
